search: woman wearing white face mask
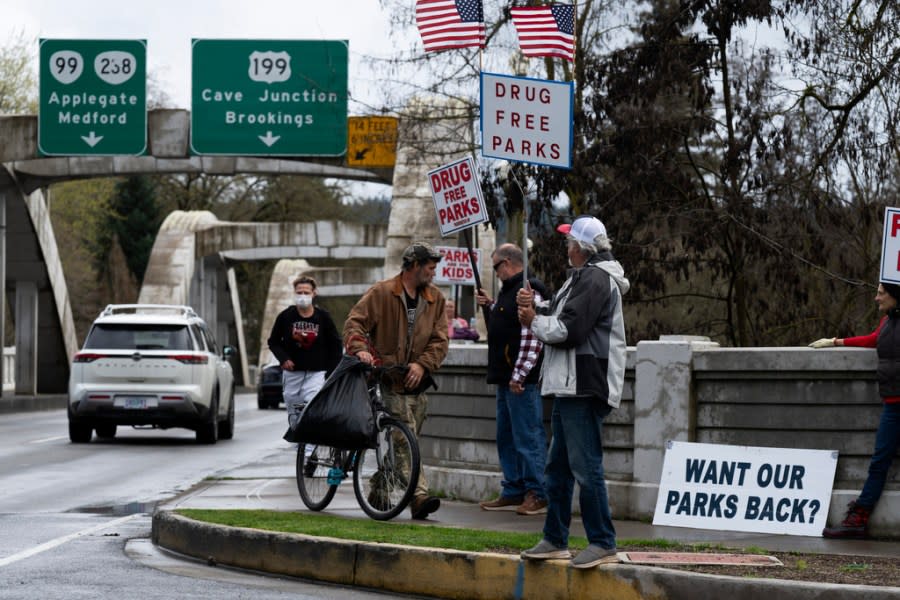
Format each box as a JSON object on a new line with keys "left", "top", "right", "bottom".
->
{"left": 267, "top": 276, "right": 342, "bottom": 428}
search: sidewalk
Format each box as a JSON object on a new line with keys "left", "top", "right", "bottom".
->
{"left": 153, "top": 446, "right": 900, "bottom": 600}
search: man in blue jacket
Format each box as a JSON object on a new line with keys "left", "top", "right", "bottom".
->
{"left": 516, "top": 216, "right": 629, "bottom": 569}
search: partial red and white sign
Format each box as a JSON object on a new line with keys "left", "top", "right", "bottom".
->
{"left": 433, "top": 246, "right": 482, "bottom": 286}
{"left": 881, "top": 207, "right": 900, "bottom": 284}
{"left": 427, "top": 156, "right": 489, "bottom": 237}
{"left": 480, "top": 71, "right": 573, "bottom": 169}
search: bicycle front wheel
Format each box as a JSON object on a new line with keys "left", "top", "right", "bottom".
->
{"left": 353, "top": 416, "right": 421, "bottom": 521}
{"left": 296, "top": 443, "right": 341, "bottom": 511}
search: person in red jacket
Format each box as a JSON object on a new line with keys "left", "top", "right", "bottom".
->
{"left": 809, "top": 282, "right": 900, "bottom": 538}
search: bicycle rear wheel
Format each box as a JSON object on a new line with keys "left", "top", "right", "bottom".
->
{"left": 296, "top": 443, "right": 341, "bottom": 511}
{"left": 353, "top": 416, "right": 421, "bottom": 521}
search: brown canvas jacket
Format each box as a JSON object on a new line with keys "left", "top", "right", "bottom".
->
{"left": 343, "top": 274, "right": 449, "bottom": 392}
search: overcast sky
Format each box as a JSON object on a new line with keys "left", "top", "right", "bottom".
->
{"left": 3, "top": 0, "right": 397, "bottom": 110}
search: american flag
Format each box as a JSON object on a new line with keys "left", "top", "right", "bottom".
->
{"left": 510, "top": 3, "right": 575, "bottom": 62}
{"left": 415, "top": 0, "right": 486, "bottom": 53}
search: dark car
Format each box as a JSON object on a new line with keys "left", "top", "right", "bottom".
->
{"left": 257, "top": 362, "right": 283, "bottom": 409}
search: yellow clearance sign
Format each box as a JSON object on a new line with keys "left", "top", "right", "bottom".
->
{"left": 347, "top": 116, "right": 398, "bottom": 167}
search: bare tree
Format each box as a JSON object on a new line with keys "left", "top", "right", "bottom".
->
{"left": 0, "top": 30, "right": 37, "bottom": 114}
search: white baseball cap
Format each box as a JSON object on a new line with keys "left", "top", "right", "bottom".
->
{"left": 556, "top": 216, "right": 607, "bottom": 244}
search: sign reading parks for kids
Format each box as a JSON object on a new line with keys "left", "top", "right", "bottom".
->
{"left": 433, "top": 246, "right": 482, "bottom": 286}
{"left": 428, "top": 156, "right": 489, "bottom": 237}
{"left": 880, "top": 207, "right": 900, "bottom": 284}
{"left": 653, "top": 441, "right": 838, "bottom": 537}
{"left": 480, "top": 71, "right": 573, "bottom": 169}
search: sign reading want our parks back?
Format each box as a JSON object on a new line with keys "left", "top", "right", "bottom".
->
{"left": 191, "top": 39, "right": 348, "bottom": 156}
{"left": 39, "top": 39, "right": 147, "bottom": 156}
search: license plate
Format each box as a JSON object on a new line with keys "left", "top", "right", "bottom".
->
{"left": 116, "top": 396, "right": 157, "bottom": 409}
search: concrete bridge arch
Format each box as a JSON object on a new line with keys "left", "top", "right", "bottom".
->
{"left": 139, "top": 210, "right": 387, "bottom": 385}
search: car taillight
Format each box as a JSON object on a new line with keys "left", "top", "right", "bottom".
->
{"left": 169, "top": 354, "right": 208, "bottom": 364}
{"left": 74, "top": 353, "right": 107, "bottom": 363}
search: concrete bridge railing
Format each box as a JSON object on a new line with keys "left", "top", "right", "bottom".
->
{"left": 2, "top": 348, "right": 13, "bottom": 393}
{"left": 427, "top": 341, "right": 900, "bottom": 537}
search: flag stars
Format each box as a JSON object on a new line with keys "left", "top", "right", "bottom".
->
{"left": 457, "top": 0, "right": 484, "bottom": 22}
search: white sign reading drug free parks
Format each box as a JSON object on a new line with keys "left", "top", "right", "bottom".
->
{"left": 653, "top": 441, "right": 837, "bottom": 537}
{"left": 480, "top": 72, "right": 573, "bottom": 169}
{"left": 428, "top": 157, "right": 489, "bottom": 237}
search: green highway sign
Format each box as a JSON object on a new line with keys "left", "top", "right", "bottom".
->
{"left": 38, "top": 39, "right": 147, "bottom": 156}
{"left": 191, "top": 39, "right": 348, "bottom": 156}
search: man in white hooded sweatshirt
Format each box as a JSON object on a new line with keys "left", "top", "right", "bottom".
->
{"left": 516, "top": 215, "right": 629, "bottom": 570}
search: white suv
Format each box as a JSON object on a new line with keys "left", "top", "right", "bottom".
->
{"left": 68, "top": 304, "right": 236, "bottom": 444}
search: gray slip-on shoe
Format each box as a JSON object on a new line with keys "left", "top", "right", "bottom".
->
{"left": 521, "top": 539, "right": 572, "bottom": 560}
{"left": 571, "top": 544, "right": 619, "bottom": 569}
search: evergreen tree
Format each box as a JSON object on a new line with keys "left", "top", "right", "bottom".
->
{"left": 99, "top": 176, "right": 161, "bottom": 284}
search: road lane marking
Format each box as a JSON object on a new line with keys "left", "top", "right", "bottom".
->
{"left": 0, "top": 514, "right": 140, "bottom": 567}
{"left": 245, "top": 478, "right": 277, "bottom": 501}
{"left": 28, "top": 435, "right": 69, "bottom": 444}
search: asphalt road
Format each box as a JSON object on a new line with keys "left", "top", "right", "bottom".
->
{"left": 0, "top": 393, "right": 415, "bottom": 599}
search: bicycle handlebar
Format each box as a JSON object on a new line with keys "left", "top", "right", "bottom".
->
{"left": 362, "top": 364, "right": 409, "bottom": 379}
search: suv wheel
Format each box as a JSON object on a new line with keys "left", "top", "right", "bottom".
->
{"left": 196, "top": 388, "right": 219, "bottom": 444}
{"left": 69, "top": 421, "right": 93, "bottom": 443}
{"left": 219, "top": 388, "right": 235, "bottom": 440}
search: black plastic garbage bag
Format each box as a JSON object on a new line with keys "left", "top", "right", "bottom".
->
{"left": 283, "top": 354, "right": 377, "bottom": 449}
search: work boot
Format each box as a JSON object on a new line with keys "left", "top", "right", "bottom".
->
{"left": 410, "top": 495, "right": 440, "bottom": 519}
{"left": 822, "top": 500, "right": 871, "bottom": 539}
{"left": 479, "top": 495, "right": 523, "bottom": 511}
{"left": 516, "top": 490, "right": 548, "bottom": 516}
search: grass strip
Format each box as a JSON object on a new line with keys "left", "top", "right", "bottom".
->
{"left": 178, "top": 508, "right": 558, "bottom": 553}
{"left": 176, "top": 509, "right": 711, "bottom": 555}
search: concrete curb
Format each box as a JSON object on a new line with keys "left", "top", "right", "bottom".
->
{"left": 151, "top": 511, "right": 900, "bottom": 600}
{"left": 0, "top": 394, "right": 67, "bottom": 414}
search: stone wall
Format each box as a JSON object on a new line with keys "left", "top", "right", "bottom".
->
{"left": 425, "top": 341, "right": 900, "bottom": 536}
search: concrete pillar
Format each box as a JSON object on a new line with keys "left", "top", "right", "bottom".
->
{"left": 386, "top": 99, "right": 475, "bottom": 275}
{"left": 633, "top": 340, "right": 696, "bottom": 514}
{"left": 14, "top": 281, "right": 38, "bottom": 395}
{"left": 226, "top": 267, "right": 249, "bottom": 386}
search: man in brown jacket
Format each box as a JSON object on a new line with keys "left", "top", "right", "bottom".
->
{"left": 344, "top": 242, "right": 449, "bottom": 519}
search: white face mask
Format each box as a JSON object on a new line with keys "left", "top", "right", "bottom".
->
{"left": 295, "top": 294, "right": 313, "bottom": 309}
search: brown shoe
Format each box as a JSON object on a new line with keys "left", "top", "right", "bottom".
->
{"left": 516, "top": 491, "right": 548, "bottom": 515}
{"left": 479, "top": 495, "right": 524, "bottom": 511}
{"left": 410, "top": 495, "right": 440, "bottom": 519}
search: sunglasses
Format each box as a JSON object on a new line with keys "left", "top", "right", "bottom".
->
{"left": 492, "top": 259, "right": 507, "bottom": 272}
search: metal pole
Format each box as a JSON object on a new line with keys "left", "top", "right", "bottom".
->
{"left": 463, "top": 227, "right": 490, "bottom": 325}
{"left": 511, "top": 166, "right": 529, "bottom": 289}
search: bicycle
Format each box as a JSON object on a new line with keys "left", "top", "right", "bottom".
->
{"left": 295, "top": 364, "right": 421, "bottom": 521}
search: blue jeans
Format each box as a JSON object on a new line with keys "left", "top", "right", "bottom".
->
{"left": 495, "top": 384, "right": 547, "bottom": 500}
{"left": 857, "top": 402, "right": 900, "bottom": 509}
{"left": 542, "top": 397, "right": 616, "bottom": 550}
